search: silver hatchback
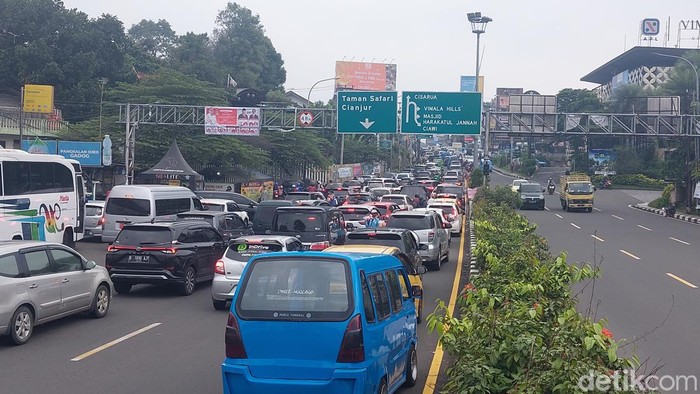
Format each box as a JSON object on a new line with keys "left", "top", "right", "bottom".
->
{"left": 386, "top": 211, "right": 451, "bottom": 271}
{"left": 211, "top": 235, "right": 303, "bottom": 310}
{"left": 84, "top": 201, "right": 105, "bottom": 238}
{"left": 0, "top": 241, "right": 113, "bottom": 345}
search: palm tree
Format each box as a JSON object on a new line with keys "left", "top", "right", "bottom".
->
{"left": 658, "top": 51, "right": 700, "bottom": 114}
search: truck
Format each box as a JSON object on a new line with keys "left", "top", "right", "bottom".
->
{"left": 560, "top": 174, "right": 595, "bottom": 212}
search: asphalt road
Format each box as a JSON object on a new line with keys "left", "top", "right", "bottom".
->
{"left": 493, "top": 168, "right": 700, "bottom": 391}
{"left": 0, "top": 229, "right": 466, "bottom": 393}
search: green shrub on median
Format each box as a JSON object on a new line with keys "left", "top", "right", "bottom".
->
{"left": 427, "top": 196, "right": 642, "bottom": 393}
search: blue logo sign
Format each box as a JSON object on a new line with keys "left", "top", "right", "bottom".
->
{"left": 460, "top": 76, "right": 477, "bottom": 92}
{"left": 58, "top": 141, "right": 102, "bottom": 166}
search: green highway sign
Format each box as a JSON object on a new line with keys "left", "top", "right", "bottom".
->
{"left": 401, "top": 91, "right": 482, "bottom": 135}
{"left": 337, "top": 91, "right": 398, "bottom": 133}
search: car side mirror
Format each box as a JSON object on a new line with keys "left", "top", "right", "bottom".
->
{"left": 84, "top": 260, "right": 97, "bottom": 270}
{"left": 415, "top": 266, "right": 428, "bottom": 275}
{"left": 419, "top": 243, "right": 429, "bottom": 251}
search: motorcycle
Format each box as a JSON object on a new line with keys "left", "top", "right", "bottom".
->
{"left": 547, "top": 184, "right": 555, "bottom": 195}
{"left": 599, "top": 178, "right": 612, "bottom": 189}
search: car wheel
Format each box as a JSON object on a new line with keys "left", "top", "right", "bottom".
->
{"left": 213, "top": 299, "right": 228, "bottom": 311}
{"left": 443, "top": 245, "right": 450, "bottom": 262}
{"left": 10, "top": 306, "right": 33, "bottom": 346}
{"left": 113, "top": 283, "right": 132, "bottom": 294}
{"left": 91, "top": 284, "right": 110, "bottom": 318}
{"left": 587, "top": 207, "right": 593, "bottom": 213}
{"left": 377, "top": 378, "right": 388, "bottom": 394}
{"left": 62, "top": 228, "right": 75, "bottom": 249}
{"left": 179, "top": 266, "right": 196, "bottom": 296}
{"left": 432, "top": 251, "right": 442, "bottom": 271}
{"left": 403, "top": 345, "right": 418, "bottom": 387}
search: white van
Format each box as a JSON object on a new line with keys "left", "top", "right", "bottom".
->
{"left": 101, "top": 185, "right": 204, "bottom": 242}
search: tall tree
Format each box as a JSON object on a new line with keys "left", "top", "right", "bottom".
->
{"left": 128, "top": 19, "right": 176, "bottom": 58}
{"left": 606, "top": 84, "right": 648, "bottom": 113}
{"left": 168, "top": 32, "right": 222, "bottom": 84}
{"left": 658, "top": 51, "right": 700, "bottom": 114}
{"left": 212, "top": 3, "right": 286, "bottom": 92}
{"left": 556, "top": 88, "right": 604, "bottom": 113}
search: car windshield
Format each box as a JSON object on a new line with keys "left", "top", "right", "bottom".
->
{"left": 284, "top": 193, "right": 310, "bottom": 201}
{"left": 115, "top": 227, "right": 171, "bottom": 246}
{"left": 274, "top": 211, "right": 324, "bottom": 232}
{"left": 436, "top": 186, "right": 463, "bottom": 196}
{"left": 203, "top": 203, "right": 224, "bottom": 211}
{"left": 238, "top": 258, "right": 351, "bottom": 321}
{"left": 345, "top": 195, "right": 371, "bottom": 204}
{"left": 387, "top": 215, "right": 431, "bottom": 231}
{"left": 339, "top": 207, "right": 371, "bottom": 220}
{"left": 513, "top": 180, "right": 527, "bottom": 188}
{"left": 520, "top": 184, "right": 542, "bottom": 193}
{"left": 569, "top": 183, "right": 594, "bottom": 194}
{"left": 86, "top": 206, "right": 103, "bottom": 216}
{"left": 254, "top": 206, "right": 279, "bottom": 224}
{"left": 371, "top": 189, "right": 390, "bottom": 197}
{"left": 177, "top": 215, "right": 214, "bottom": 226}
{"left": 344, "top": 233, "right": 403, "bottom": 249}
{"left": 430, "top": 205, "right": 454, "bottom": 215}
{"left": 106, "top": 198, "right": 150, "bottom": 216}
{"left": 225, "top": 242, "right": 283, "bottom": 261}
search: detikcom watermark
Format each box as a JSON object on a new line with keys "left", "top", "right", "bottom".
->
{"left": 578, "top": 370, "right": 697, "bottom": 392}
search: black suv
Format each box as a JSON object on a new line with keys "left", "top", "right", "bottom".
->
{"left": 252, "top": 200, "right": 294, "bottom": 234}
{"left": 343, "top": 227, "right": 423, "bottom": 270}
{"left": 176, "top": 211, "right": 253, "bottom": 242}
{"left": 106, "top": 221, "right": 226, "bottom": 296}
{"left": 271, "top": 206, "right": 346, "bottom": 250}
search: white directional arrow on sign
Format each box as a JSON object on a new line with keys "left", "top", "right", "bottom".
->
{"left": 360, "top": 118, "right": 375, "bottom": 129}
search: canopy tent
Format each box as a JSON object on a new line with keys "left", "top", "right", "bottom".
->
{"left": 138, "top": 140, "right": 204, "bottom": 190}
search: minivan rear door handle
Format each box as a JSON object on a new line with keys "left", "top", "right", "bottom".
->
{"left": 62, "top": 278, "right": 70, "bottom": 283}
{"left": 29, "top": 284, "right": 38, "bottom": 289}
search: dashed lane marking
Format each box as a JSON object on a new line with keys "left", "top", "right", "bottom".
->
{"left": 666, "top": 273, "right": 698, "bottom": 289}
{"left": 570, "top": 223, "right": 581, "bottom": 229}
{"left": 591, "top": 235, "right": 605, "bottom": 242}
{"left": 619, "top": 249, "right": 641, "bottom": 260}
{"left": 669, "top": 237, "right": 690, "bottom": 245}
{"left": 555, "top": 214, "right": 563, "bottom": 219}
{"left": 612, "top": 215, "right": 625, "bottom": 221}
{"left": 637, "top": 225, "right": 652, "bottom": 232}
{"left": 71, "top": 323, "right": 162, "bottom": 361}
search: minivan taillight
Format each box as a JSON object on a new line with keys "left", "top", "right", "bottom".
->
{"left": 428, "top": 230, "right": 435, "bottom": 242}
{"left": 214, "top": 259, "right": 225, "bottom": 275}
{"left": 98, "top": 216, "right": 105, "bottom": 229}
{"left": 309, "top": 241, "right": 330, "bottom": 251}
{"left": 337, "top": 314, "right": 364, "bottom": 363}
{"left": 225, "top": 312, "right": 247, "bottom": 359}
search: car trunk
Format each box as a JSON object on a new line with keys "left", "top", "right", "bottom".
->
{"left": 223, "top": 241, "right": 283, "bottom": 280}
{"left": 272, "top": 211, "right": 328, "bottom": 244}
{"left": 108, "top": 227, "right": 175, "bottom": 268}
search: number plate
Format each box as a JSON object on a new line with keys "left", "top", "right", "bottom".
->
{"left": 127, "top": 255, "right": 150, "bottom": 263}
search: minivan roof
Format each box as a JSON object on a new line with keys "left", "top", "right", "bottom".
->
{"left": 275, "top": 206, "right": 336, "bottom": 212}
{"left": 249, "top": 251, "right": 402, "bottom": 271}
{"left": 258, "top": 200, "right": 295, "bottom": 207}
{"left": 109, "top": 185, "right": 194, "bottom": 196}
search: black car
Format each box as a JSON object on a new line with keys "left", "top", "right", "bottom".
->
{"left": 342, "top": 227, "right": 423, "bottom": 270}
{"left": 271, "top": 206, "right": 346, "bottom": 250}
{"left": 519, "top": 182, "right": 546, "bottom": 210}
{"left": 106, "top": 221, "right": 226, "bottom": 296}
{"left": 196, "top": 191, "right": 257, "bottom": 220}
{"left": 399, "top": 185, "right": 429, "bottom": 200}
{"left": 252, "top": 200, "right": 294, "bottom": 234}
{"left": 176, "top": 211, "right": 253, "bottom": 242}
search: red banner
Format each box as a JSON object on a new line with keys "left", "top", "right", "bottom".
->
{"left": 204, "top": 106, "right": 261, "bottom": 136}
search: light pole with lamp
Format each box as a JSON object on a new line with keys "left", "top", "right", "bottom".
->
{"left": 654, "top": 52, "right": 700, "bottom": 211}
{"left": 467, "top": 12, "right": 492, "bottom": 156}
{"left": 307, "top": 76, "right": 339, "bottom": 107}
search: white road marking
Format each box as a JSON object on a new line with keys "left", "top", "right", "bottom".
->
{"left": 619, "top": 249, "right": 641, "bottom": 260}
{"left": 570, "top": 223, "right": 581, "bottom": 229}
{"left": 593, "top": 207, "right": 602, "bottom": 212}
{"left": 611, "top": 214, "right": 625, "bottom": 221}
{"left": 666, "top": 273, "right": 698, "bottom": 289}
{"left": 544, "top": 207, "right": 550, "bottom": 211}
{"left": 71, "top": 323, "right": 162, "bottom": 361}
{"left": 555, "top": 214, "right": 563, "bottom": 219}
{"left": 669, "top": 237, "right": 690, "bottom": 245}
{"left": 591, "top": 235, "right": 605, "bottom": 242}
{"left": 637, "top": 225, "right": 652, "bottom": 232}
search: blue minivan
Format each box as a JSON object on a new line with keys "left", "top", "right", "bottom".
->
{"left": 221, "top": 251, "right": 419, "bottom": 394}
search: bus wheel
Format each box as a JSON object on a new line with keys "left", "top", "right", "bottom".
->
{"left": 62, "top": 228, "right": 75, "bottom": 248}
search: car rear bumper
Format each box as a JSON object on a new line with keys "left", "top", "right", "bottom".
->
{"left": 222, "top": 363, "right": 367, "bottom": 394}
{"left": 212, "top": 275, "right": 239, "bottom": 301}
{"left": 84, "top": 226, "right": 103, "bottom": 237}
{"left": 108, "top": 268, "right": 183, "bottom": 285}
{"left": 419, "top": 247, "right": 439, "bottom": 261}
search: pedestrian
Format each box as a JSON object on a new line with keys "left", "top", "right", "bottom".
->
{"left": 327, "top": 192, "right": 338, "bottom": 207}
{"left": 364, "top": 209, "right": 381, "bottom": 228}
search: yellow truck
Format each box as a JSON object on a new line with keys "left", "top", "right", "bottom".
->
{"left": 559, "top": 174, "right": 595, "bottom": 212}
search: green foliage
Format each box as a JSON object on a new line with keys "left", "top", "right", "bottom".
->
{"left": 128, "top": 19, "right": 176, "bottom": 58}
{"left": 469, "top": 168, "right": 484, "bottom": 188}
{"left": 649, "top": 184, "right": 674, "bottom": 208}
{"left": 607, "top": 84, "right": 649, "bottom": 113}
{"left": 473, "top": 185, "right": 522, "bottom": 209}
{"left": 556, "top": 88, "right": 604, "bottom": 113}
{"left": 658, "top": 51, "right": 700, "bottom": 114}
{"left": 427, "top": 200, "right": 640, "bottom": 393}
{"left": 591, "top": 174, "right": 665, "bottom": 190}
{"left": 493, "top": 153, "right": 509, "bottom": 168}
{"left": 521, "top": 157, "right": 538, "bottom": 176}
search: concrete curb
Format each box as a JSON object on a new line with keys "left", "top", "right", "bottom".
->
{"left": 492, "top": 166, "right": 530, "bottom": 180}
{"left": 468, "top": 218, "right": 479, "bottom": 279}
{"left": 631, "top": 203, "right": 700, "bottom": 224}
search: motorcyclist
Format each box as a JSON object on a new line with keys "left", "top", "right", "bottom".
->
{"left": 547, "top": 178, "right": 555, "bottom": 194}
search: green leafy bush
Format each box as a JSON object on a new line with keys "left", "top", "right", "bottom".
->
{"left": 649, "top": 184, "right": 674, "bottom": 208}
{"left": 591, "top": 174, "right": 665, "bottom": 189}
{"left": 521, "top": 158, "right": 538, "bottom": 176}
{"left": 474, "top": 185, "right": 522, "bottom": 210}
{"left": 469, "top": 168, "right": 484, "bottom": 188}
{"left": 428, "top": 199, "right": 641, "bottom": 393}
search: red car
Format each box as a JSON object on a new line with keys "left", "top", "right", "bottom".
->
{"left": 364, "top": 201, "right": 403, "bottom": 220}
{"left": 416, "top": 179, "right": 439, "bottom": 195}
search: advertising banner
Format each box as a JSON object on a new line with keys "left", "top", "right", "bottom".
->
{"left": 204, "top": 107, "right": 261, "bottom": 136}
{"left": 57, "top": 141, "right": 102, "bottom": 167}
{"left": 241, "top": 180, "right": 274, "bottom": 202}
{"left": 460, "top": 76, "right": 484, "bottom": 93}
{"left": 23, "top": 84, "right": 54, "bottom": 114}
{"left": 22, "top": 138, "right": 58, "bottom": 154}
{"left": 335, "top": 61, "right": 397, "bottom": 91}
{"left": 588, "top": 149, "right": 617, "bottom": 175}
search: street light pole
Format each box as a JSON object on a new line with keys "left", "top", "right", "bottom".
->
{"left": 307, "top": 77, "right": 339, "bottom": 107}
{"left": 468, "top": 12, "right": 492, "bottom": 155}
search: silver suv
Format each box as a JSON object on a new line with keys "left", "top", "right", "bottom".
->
{"left": 0, "top": 241, "right": 113, "bottom": 345}
{"left": 386, "top": 211, "right": 451, "bottom": 270}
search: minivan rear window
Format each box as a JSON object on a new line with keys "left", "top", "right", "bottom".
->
{"left": 386, "top": 216, "right": 431, "bottom": 231}
{"left": 86, "top": 206, "right": 103, "bottom": 216}
{"left": 203, "top": 203, "right": 224, "bottom": 211}
{"left": 339, "top": 207, "right": 370, "bottom": 220}
{"left": 106, "top": 198, "right": 150, "bottom": 216}
{"left": 226, "top": 242, "right": 283, "bottom": 260}
{"left": 114, "top": 227, "right": 172, "bottom": 246}
{"left": 345, "top": 233, "right": 403, "bottom": 249}
{"left": 237, "top": 258, "right": 351, "bottom": 321}
{"left": 274, "top": 211, "right": 324, "bottom": 233}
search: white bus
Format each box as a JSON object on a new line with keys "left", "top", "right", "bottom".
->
{"left": 0, "top": 148, "right": 86, "bottom": 247}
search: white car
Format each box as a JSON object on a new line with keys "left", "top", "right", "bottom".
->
{"left": 338, "top": 205, "right": 377, "bottom": 230}
{"left": 380, "top": 194, "right": 414, "bottom": 211}
{"left": 427, "top": 201, "right": 462, "bottom": 235}
{"left": 200, "top": 198, "right": 249, "bottom": 223}
{"left": 511, "top": 179, "right": 528, "bottom": 193}
{"left": 369, "top": 187, "right": 393, "bottom": 199}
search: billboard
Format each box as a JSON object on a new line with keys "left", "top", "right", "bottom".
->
{"left": 588, "top": 149, "right": 617, "bottom": 175}
{"left": 22, "top": 139, "right": 102, "bottom": 166}
{"left": 23, "top": 84, "right": 54, "bottom": 114}
{"left": 335, "top": 61, "right": 396, "bottom": 91}
{"left": 495, "top": 87, "right": 524, "bottom": 111}
{"left": 204, "top": 107, "right": 260, "bottom": 136}
{"left": 22, "top": 138, "right": 58, "bottom": 154}
{"left": 460, "top": 76, "right": 484, "bottom": 93}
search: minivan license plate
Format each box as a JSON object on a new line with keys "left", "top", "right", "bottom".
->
{"left": 128, "top": 255, "right": 150, "bottom": 263}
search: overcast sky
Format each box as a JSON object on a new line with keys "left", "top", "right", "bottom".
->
{"left": 63, "top": 0, "right": 699, "bottom": 102}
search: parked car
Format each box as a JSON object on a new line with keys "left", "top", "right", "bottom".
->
{"left": 84, "top": 200, "right": 105, "bottom": 238}
{"left": 271, "top": 206, "right": 346, "bottom": 250}
{"left": 0, "top": 241, "right": 112, "bottom": 345}
{"left": 251, "top": 200, "right": 294, "bottom": 235}
{"left": 519, "top": 182, "right": 546, "bottom": 210}
{"left": 222, "top": 251, "right": 420, "bottom": 392}
{"left": 106, "top": 221, "right": 226, "bottom": 295}
{"left": 200, "top": 198, "right": 249, "bottom": 223}
{"left": 386, "top": 211, "right": 450, "bottom": 270}
{"left": 176, "top": 211, "right": 253, "bottom": 242}
{"left": 196, "top": 191, "right": 258, "bottom": 220}
{"left": 211, "top": 235, "right": 303, "bottom": 310}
